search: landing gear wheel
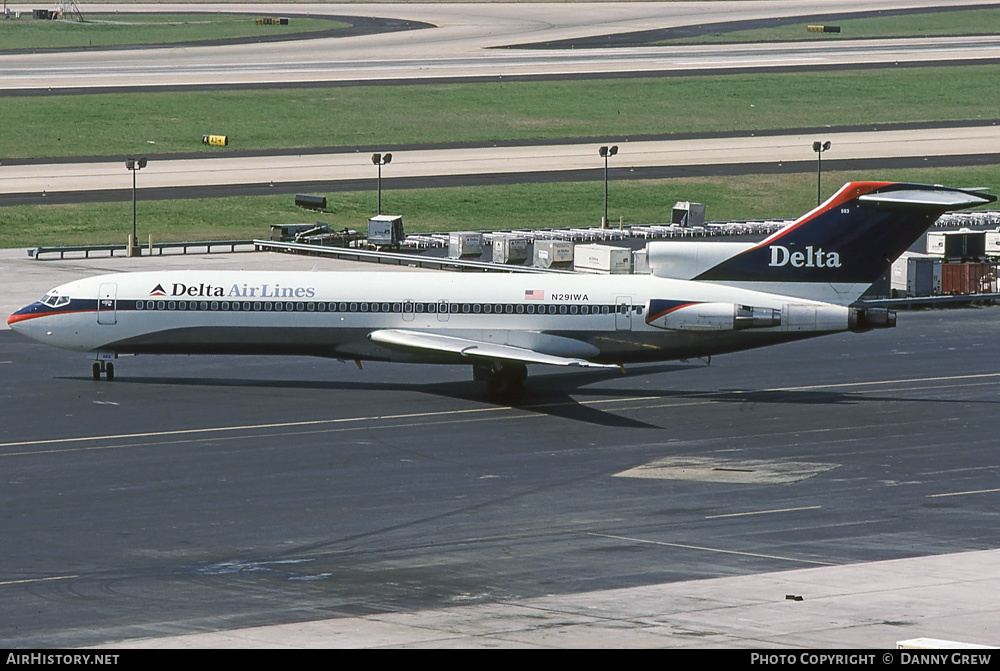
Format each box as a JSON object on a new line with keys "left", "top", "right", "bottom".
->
{"left": 474, "top": 362, "right": 527, "bottom": 399}
{"left": 92, "top": 359, "right": 116, "bottom": 381}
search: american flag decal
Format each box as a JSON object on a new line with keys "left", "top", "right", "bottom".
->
{"left": 524, "top": 289, "right": 544, "bottom": 300}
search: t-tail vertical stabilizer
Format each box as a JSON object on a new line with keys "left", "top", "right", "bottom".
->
{"left": 687, "top": 182, "right": 996, "bottom": 304}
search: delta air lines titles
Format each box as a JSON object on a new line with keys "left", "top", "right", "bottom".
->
{"left": 150, "top": 282, "right": 317, "bottom": 300}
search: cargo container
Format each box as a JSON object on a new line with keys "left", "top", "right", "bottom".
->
{"left": 632, "top": 248, "right": 651, "bottom": 274}
{"left": 574, "top": 244, "right": 632, "bottom": 274}
{"left": 906, "top": 256, "right": 942, "bottom": 297}
{"left": 492, "top": 235, "right": 529, "bottom": 264}
{"left": 941, "top": 262, "right": 998, "bottom": 295}
{"left": 890, "top": 255, "right": 907, "bottom": 295}
{"left": 926, "top": 230, "right": 987, "bottom": 260}
{"left": 985, "top": 230, "right": 1000, "bottom": 256}
{"left": 367, "top": 215, "right": 404, "bottom": 248}
{"left": 891, "top": 253, "right": 938, "bottom": 297}
{"left": 671, "top": 201, "right": 706, "bottom": 227}
{"left": 448, "top": 231, "right": 483, "bottom": 258}
{"left": 533, "top": 240, "right": 574, "bottom": 269}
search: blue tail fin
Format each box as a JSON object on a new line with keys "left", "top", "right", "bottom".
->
{"left": 695, "top": 182, "right": 995, "bottom": 286}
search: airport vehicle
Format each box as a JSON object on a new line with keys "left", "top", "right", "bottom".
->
{"left": 8, "top": 182, "right": 995, "bottom": 394}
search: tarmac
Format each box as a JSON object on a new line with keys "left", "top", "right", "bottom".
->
{"left": 100, "top": 549, "right": 1000, "bottom": 649}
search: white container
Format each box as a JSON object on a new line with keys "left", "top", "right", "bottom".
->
{"left": 632, "top": 248, "right": 650, "bottom": 274}
{"left": 368, "top": 215, "right": 404, "bottom": 247}
{"left": 985, "top": 229, "right": 1000, "bottom": 256}
{"left": 926, "top": 229, "right": 986, "bottom": 259}
{"left": 574, "top": 244, "right": 632, "bottom": 274}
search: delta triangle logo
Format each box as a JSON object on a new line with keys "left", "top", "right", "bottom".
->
{"left": 149, "top": 284, "right": 167, "bottom": 297}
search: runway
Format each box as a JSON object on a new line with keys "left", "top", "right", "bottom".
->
{"left": 1, "top": 250, "right": 999, "bottom": 648}
{"left": 3, "top": 1, "right": 998, "bottom": 90}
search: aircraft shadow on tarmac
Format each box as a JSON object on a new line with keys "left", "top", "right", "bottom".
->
{"left": 65, "top": 365, "right": 674, "bottom": 429}
{"left": 59, "top": 359, "right": 999, "bottom": 429}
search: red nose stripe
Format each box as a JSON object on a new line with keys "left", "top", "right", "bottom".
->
{"left": 8, "top": 309, "right": 91, "bottom": 326}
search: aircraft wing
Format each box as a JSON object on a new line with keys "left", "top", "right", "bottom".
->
{"left": 368, "top": 329, "right": 620, "bottom": 369}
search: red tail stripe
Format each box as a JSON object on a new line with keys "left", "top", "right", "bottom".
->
{"left": 752, "top": 181, "right": 893, "bottom": 250}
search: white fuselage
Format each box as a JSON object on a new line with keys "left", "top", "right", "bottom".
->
{"left": 9, "top": 269, "right": 854, "bottom": 366}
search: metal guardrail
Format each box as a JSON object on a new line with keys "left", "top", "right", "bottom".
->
{"left": 30, "top": 239, "right": 257, "bottom": 260}
{"left": 28, "top": 244, "right": 128, "bottom": 260}
{"left": 253, "top": 239, "right": 572, "bottom": 273}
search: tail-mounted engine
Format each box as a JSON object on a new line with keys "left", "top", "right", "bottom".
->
{"left": 646, "top": 300, "right": 781, "bottom": 331}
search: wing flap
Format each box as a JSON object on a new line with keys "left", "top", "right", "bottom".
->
{"left": 368, "top": 329, "right": 619, "bottom": 369}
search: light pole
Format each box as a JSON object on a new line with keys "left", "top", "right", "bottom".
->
{"left": 372, "top": 153, "right": 392, "bottom": 215}
{"left": 812, "top": 141, "right": 831, "bottom": 206}
{"left": 599, "top": 145, "right": 618, "bottom": 229}
{"left": 125, "top": 157, "right": 147, "bottom": 256}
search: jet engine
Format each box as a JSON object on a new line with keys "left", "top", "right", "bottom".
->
{"left": 646, "top": 300, "right": 781, "bottom": 331}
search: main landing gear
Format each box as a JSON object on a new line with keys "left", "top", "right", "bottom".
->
{"left": 92, "top": 354, "right": 116, "bottom": 381}
{"left": 473, "top": 361, "right": 527, "bottom": 398}
{"left": 92, "top": 360, "right": 114, "bottom": 380}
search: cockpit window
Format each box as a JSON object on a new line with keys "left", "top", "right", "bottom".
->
{"left": 40, "top": 292, "right": 70, "bottom": 308}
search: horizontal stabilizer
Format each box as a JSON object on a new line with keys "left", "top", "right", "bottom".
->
{"left": 368, "top": 329, "right": 618, "bottom": 369}
{"left": 858, "top": 187, "right": 995, "bottom": 208}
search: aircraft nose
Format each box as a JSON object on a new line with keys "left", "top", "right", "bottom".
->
{"left": 8, "top": 304, "right": 38, "bottom": 333}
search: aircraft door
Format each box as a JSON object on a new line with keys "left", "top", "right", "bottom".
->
{"left": 615, "top": 296, "right": 632, "bottom": 331}
{"left": 437, "top": 299, "right": 449, "bottom": 322}
{"left": 97, "top": 283, "right": 117, "bottom": 325}
{"left": 402, "top": 300, "right": 414, "bottom": 322}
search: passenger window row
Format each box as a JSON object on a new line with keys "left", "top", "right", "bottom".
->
{"left": 132, "top": 300, "right": 623, "bottom": 315}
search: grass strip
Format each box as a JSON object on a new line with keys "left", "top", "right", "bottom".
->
{"left": 0, "top": 13, "right": 348, "bottom": 50}
{"left": 4, "top": 166, "right": 998, "bottom": 249}
{"left": 3, "top": 66, "right": 998, "bottom": 160}
{"left": 653, "top": 7, "right": 1000, "bottom": 44}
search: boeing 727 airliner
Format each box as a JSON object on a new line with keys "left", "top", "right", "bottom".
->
{"left": 8, "top": 182, "right": 995, "bottom": 394}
